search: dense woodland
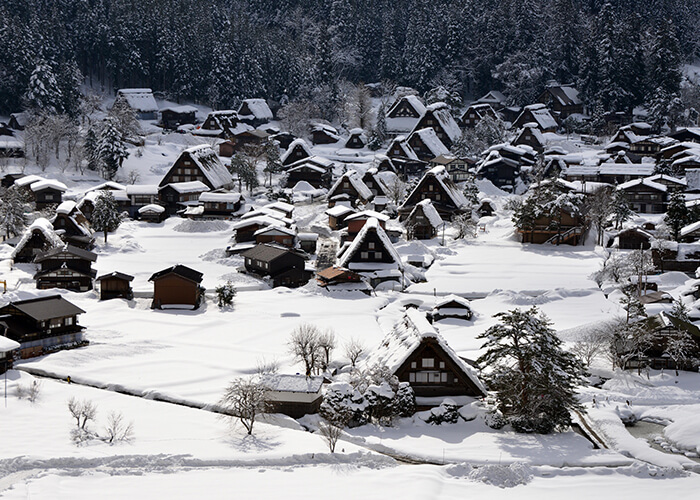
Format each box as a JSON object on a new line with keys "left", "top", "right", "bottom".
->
{"left": 1, "top": 0, "right": 699, "bottom": 119}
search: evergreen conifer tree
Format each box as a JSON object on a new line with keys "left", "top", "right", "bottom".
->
{"left": 665, "top": 189, "right": 690, "bottom": 241}
{"left": 477, "top": 307, "right": 584, "bottom": 433}
{"left": 91, "top": 191, "right": 122, "bottom": 243}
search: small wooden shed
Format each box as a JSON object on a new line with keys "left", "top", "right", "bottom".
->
{"left": 96, "top": 272, "right": 134, "bottom": 300}
{"left": 149, "top": 264, "right": 204, "bottom": 309}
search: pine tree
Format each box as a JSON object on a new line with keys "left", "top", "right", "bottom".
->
{"left": 98, "top": 117, "right": 128, "bottom": 181}
{"left": 84, "top": 125, "right": 101, "bottom": 172}
{"left": 91, "top": 191, "right": 122, "bottom": 243}
{"left": 0, "top": 186, "right": 29, "bottom": 238}
{"left": 24, "top": 60, "right": 63, "bottom": 114}
{"left": 477, "top": 307, "right": 585, "bottom": 433}
{"left": 665, "top": 189, "right": 690, "bottom": 241}
{"left": 463, "top": 174, "right": 480, "bottom": 207}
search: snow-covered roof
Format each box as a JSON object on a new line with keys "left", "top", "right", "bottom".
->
{"left": 423, "top": 102, "right": 461, "bottom": 143}
{"left": 254, "top": 224, "right": 296, "bottom": 237}
{"left": 238, "top": 99, "right": 273, "bottom": 121}
{"left": 544, "top": 84, "right": 582, "bottom": 106}
{"left": 231, "top": 215, "right": 285, "bottom": 231}
{"left": 401, "top": 166, "right": 468, "bottom": 211}
{"left": 116, "top": 88, "right": 158, "bottom": 113}
{"left": 126, "top": 184, "right": 159, "bottom": 196}
{"left": 476, "top": 90, "right": 506, "bottom": 105}
{"left": 86, "top": 181, "right": 127, "bottom": 192}
{"left": 325, "top": 205, "right": 356, "bottom": 217}
{"left": 411, "top": 128, "right": 450, "bottom": 157}
{"left": 434, "top": 294, "right": 471, "bottom": 309}
{"left": 681, "top": 220, "right": 700, "bottom": 238}
{"left": 517, "top": 104, "right": 558, "bottom": 130}
{"left": 11, "top": 218, "right": 63, "bottom": 259}
{"left": 328, "top": 171, "right": 373, "bottom": 201}
{"left": 408, "top": 199, "right": 444, "bottom": 228}
{"left": 160, "top": 105, "right": 197, "bottom": 114}
{"left": 199, "top": 192, "right": 241, "bottom": 203}
{"left": 363, "top": 309, "right": 486, "bottom": 395}
{"left": 286, "top": 155, "right": 334, "bottom": 171}
{"left": 138, "top": 204, "right": 165, "bottom": 214}
{"left": 337, "top": 217, "right": 402, "bottom": 270}
{"left": 30, "top": 179, "right": 67, "bottom": 192}
{"left": 15, "top": 175, "right": 44, "bottom": 188}
{"left": 164, "top": 181, "right": 210, "bottom": 194}
{"left": 265, "top": 201, "right": 294, "bottom": 214}
{"left": 56, "top": 200, "right": 77, "bottom": 215}
{"left": 180, "top": 144, "right": 233, "bottom": 190}
{"left": 617, "top": 178, "right": 667, "bottom": 192}
{"left": 0, "top": 335, "right": 20, "bottom": 352}
{"left": 345, "top": 210, "right": 390, "bottom": 223}
{"left": 242, "top": 207, "right": 292, "bottom": 223}
{"left": 281, "top": 138, "right": 312, "bottom": 164}
{"left": 261, "top": 374, "right": 323, "bottom": 393}
{"left": 646, "top": 174, "right": 686, "bottom": 186}
{"left": 388, "top": 95, "right": 426, "bottom": 117}
{"left": 386, "top": 136, "right": 419, "bottom": 160}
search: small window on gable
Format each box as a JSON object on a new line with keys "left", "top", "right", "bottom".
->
{"left": 439, "top": 361, "right": 445, "bottom": 369}
{"left": 410, "top": 361, "right": 416, "bottom": 369}
{"left": 368, "top": 242, "right": 375, "bottom": 249}
{"left": 422, "top": 358, "right": 435, "bottom": 368}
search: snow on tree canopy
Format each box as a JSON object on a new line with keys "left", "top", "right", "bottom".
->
{"left": 337, "top": 217, "right": 402, "bottom": 270}
{"left": 116, "top": 88, "right": 158, "bottom": 113}
{"left": 11, "top": 218, "right": 63, "bottom": 259}
{"left": 363, "top": 309, "right": 486, "bottom": 395}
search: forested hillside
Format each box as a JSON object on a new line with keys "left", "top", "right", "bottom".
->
{"left": 1, "top": 0, "right": 699, "bottom": 116}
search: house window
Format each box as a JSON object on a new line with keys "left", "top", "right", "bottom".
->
{"left": 435, "top": 194, "right": 441, "bottom": 201}
{"left": 441, "top": 373, "right": 447, "bottom": 383}
{"left": 422, "top": 358, "right": 435, "bottom": 368}
{"left": 409, "top": 373, "right": 415, "bottom": 382}
{"left": 410, "top": 361, "right": 416, "bottom": 369}
{"left": 361, "top": 251, "right": 369, "bottom": 259}
{"left": 439, "top": 361, "right": 445, "bottom": 369}
{"left": 415, "top": 372, "right": 429, "bottom": 383}
{"left": 374, "top": 251, "right": 383, "bottom": 259}
{"left": 428, "top": 184, "right": 434, "bottom": 191}
{"left": 65, "top": 317, "right": 73, "bottom": 326}
{"left": 368, "top": 242, "right": 375, "bottom": 250}
{"left": 184, "top": 160, "right": 191, "bottom": 166}
{"left": 45, "top": 194, "right": 54, "bottom": 201}
{"left": 49, "top": 318, "right": 62, "bottom": 328}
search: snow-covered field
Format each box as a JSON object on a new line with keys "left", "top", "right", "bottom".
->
{"left": 3, "top": 129, "right": 700, "bottom": 497}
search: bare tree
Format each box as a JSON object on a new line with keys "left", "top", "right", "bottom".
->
{"left": 288, "top": 323, "right": 322, "bottom": 376}
{"left": 385, "top": 176, "right": 407, "bottom": 207}
{"left": 319, "top": 420, "right": 343, "bottom": 453}
{"left": 317, "top": 328, "right": 336, "bottom": 372}
{"left": 103, "top": 411, "right": 135, "bottom": 444}
{"left": 15, "top": 380, "right": 42, "bottom": 403}
{"left": 279, "top": 101, "right": 321, "bottom": 138}
{"left": 68, "top": 397, "right": 98, "bottom": 430}
{"left": 344, "top": 337, "right": 365, "bottom": 368}
{"left": 126, "top": 169, "right": 141, "bottom": 185}
{"left": 571, "top": 325, "right": 610, "bottom": 367}
{"left": 256, "top": 357, "right": 280, "bottom": 376}
{"left": 219, "top": 377, "right": 270, "bottom": 435}
{"left": 584, "top": 185, "right": 615, "bottom": 246}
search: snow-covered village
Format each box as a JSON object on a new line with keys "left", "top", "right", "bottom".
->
{"left": 3, "top": 0, "right": 700, "bottom": 498}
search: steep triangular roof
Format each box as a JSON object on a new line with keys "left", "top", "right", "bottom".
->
{"left": 11, "top": 218, "right": 64, "bottom": 260}
{"left": 407, "top": 199, "right": 444, "bottom": 229}
{"left": 327, "top": 170, "right": 373, "bottom": 202}
{"left": 281, "top": 139, "right": 312, "bottom": 165}
{"left": 161, "top": 145, "right": 233, "bottom": 190}
{"left": 399, "top": 166, "right": 468, "bottom": 212}
{"left": 364, "top": 309, "right": 486, "bottom": 396}
{"left": 337, "top": 217, "right": 402, "bottom": 270}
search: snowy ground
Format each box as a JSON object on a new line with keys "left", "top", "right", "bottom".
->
{"left": 3, "top": 127, "right": 700, "bottom": 496}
